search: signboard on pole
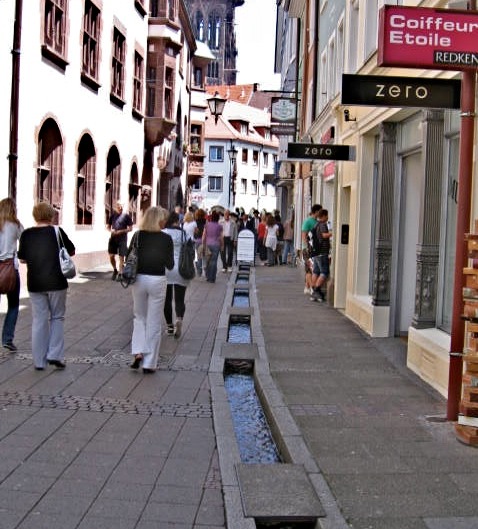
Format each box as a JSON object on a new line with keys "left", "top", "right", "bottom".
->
{"left": 342, "top": 74, "right": 461, "bottom": 109}
{"left": 287, "top": 143, "right": 355, "bottom": 161}
{"left": 271, "top": 97, "right": 296, "bottom": 136}
{"left": 378, "top": 5, "right": 478, "bottom": 70}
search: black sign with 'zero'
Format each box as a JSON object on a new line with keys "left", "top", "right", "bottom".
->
{"left": 341, "top": 74, "right": 461, "bottom": 109}
{"left": 287, "top": 143, "right": 355, "bottom": 161}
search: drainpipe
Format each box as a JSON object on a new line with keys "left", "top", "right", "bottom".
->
{"left": 8, "top": 0, "right": 23, "bottom": 201}
{"left": 447, "top": 0, "right": 477, "bottom": 421}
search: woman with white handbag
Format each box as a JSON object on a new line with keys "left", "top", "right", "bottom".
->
{"left": 18, "top": 202, "right": 75, "bottom": 371}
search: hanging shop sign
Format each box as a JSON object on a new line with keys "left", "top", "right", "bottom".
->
{"left": 378, "top": 5, "right": 478, "bottom": 70}
{"left": 287, "top": 143, "right": 355, "bottom": 161}
{"left": 342, "top": 74, "right": 461, "bottom": 109}
{"left": 271, "top": 97, "right": 297, "bottom": 136}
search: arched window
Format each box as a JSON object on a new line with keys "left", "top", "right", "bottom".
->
{"left": 105, "top": 146, "right": 121, "bottom": 224}
{"left": 129, "top": 162, "right": 140, "bottom": 224}
{"left": 77, "top": 134, "right": 96, "bottom": 225}
{"left": 37, "top": 118, "right": 63, "bottom": 223}
{"left": 208, "top": 11, "right": 221, "bottom": 50}
{"left": 196, "top": 11, "right": 204, "bottom": 41}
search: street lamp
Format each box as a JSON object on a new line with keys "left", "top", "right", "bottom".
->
{"left": 207, "top": 92, "right": 226, "bottom": 124}
{"left": 227, "top": 141, "right": 238, "bottom": 208}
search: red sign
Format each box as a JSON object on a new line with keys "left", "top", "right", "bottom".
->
{"left": 378, "top": 5, "right": 478, "bottom": 70}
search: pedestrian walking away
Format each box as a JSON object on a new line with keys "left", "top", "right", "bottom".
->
{"left": 17, "top": 202, "right": 75, "bottom": 370}
{"left": 163, "top": 211, "right": 192, "bottom": 339}
{"left": 129, "top": 206, "right": 174, "bottom": 374}
{"left": 107, "top": 201, "right": 133, "bottom": 281}
{"left": 202, "top": 210, "right": 223, "bottom": 283}
{"left": 0, "top": 198, "right": 23, "bottom": 351}
{"left": 264, "top": 213, "right": 279, "bottom": 266}
{"left": 220, "top": 209, "right": 237, "bottom": 272}
{"left": 194, "top": 208, "right": 207, "bottom": 277}
{"left": 282, "top": 215, "right": 295, "bottom": 266}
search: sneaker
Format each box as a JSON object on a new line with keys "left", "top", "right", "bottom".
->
{"left": 3, "top": 342, "right": 17, "bottom": 352}
{"left": 310, "top": 295, "right": 324, "bottom": 303}
{"left": 111, "top": 270, "right": 118, "bottom": 280}
{"left": 303, "top": 286, "right": 309, "bottom": 294}
{"left": 174, "top": 320, "right": 182, "bottom": 339}
{"left": 227, "top": 267, "right": 233, "bottom": 272}
{"left": 222, "top": 268, "right": 227, "bottom": 273}
{"left": 166, "top": 325, "right": 174, "bottom": 336}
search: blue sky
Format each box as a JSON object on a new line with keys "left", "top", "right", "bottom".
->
{"left": 235, "top": 0, "right": 280, "bottom": 89}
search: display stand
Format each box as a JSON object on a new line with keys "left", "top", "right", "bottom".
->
{"left": 455, "top": 233, "right": 478, "bottom": 446}
{"left": 236, "top": 229, "right": 255, "bottom": 266}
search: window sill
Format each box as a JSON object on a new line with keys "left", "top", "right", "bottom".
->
{"left": 132, "top": 108, "right": 144, "bottom": 122}
{"left": 81, "top": 71, "right": 101, "bottom": 92}
{"left": 110, "top": 92, "right": 126, "bottom": 109}
{"left": 134, "top": 0, "right": 147, "bottom": 16}
{"left": 41, "top": 44, "right": 68, "bottom": 71}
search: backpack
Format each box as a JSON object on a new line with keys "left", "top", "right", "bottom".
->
{"left": 277, "top": 222, "right": 284, "bottom": 240}
{"left": 178, "top": 229, "right": 196, "bottom": 280}
{"left": 309, "top": 221, "right": 320, "bottom": 256}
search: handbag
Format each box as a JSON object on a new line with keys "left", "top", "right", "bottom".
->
{"left": 54, "top": 227, "right": 76, "bottom": 279}
{"left": 0, "top": 258, "right": 16, "bottom": 294}
{"left": 178, "top": 229, "right": 195, "bottom": 280}
{"left": 121, "top": 231, "right": 139, "bottom": 288}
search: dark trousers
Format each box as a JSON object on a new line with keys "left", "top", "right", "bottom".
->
{"left": 164, "top": 284, "right": 186, "bottom": 324}
{"left": 220, "top": 237, "right": 234, "bottom": 268}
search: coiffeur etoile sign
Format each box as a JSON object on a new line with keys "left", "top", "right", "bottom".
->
{"left": 378, "top": 5, "right": 478, "bottom": 70}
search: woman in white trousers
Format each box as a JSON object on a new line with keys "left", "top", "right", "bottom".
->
{"left": 128, "top": 206, "right": 174, "bottom": 374}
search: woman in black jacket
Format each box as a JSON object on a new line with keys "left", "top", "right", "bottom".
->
{"left": 18, "top": 202, "right": 75, "bottom": 370}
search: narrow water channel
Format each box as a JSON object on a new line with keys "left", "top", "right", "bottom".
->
{"left": 224, "top": 373, "right": 281, "bottom": 464}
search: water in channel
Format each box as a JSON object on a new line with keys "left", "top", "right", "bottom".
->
{"left": 232, "top": 290, "right": 250, "bottom": 307}
{"left": 228, "top": 320, "right": 251, "bottom": 343}
{"left": 224, "top": 373, "right": 281, "bottom": 464}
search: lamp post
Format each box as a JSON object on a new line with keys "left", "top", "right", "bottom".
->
{"left": 207, "top": 92, "right": 226, "bottom": 124}
{"left": 227, "top": 140, "right": 238, "bottom": 209}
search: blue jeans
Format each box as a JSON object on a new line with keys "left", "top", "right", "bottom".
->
{"left": 2, "top": 270, "right": 20, "bottom": 345}
{"left": 206, "top": 245, "right": 220, "bottom": 282}
{"left": 282, "top": 240, "right": 294, "bottom": 265}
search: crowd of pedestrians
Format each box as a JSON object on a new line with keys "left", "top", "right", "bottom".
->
{"left": 0, "top": 198, "right": 319, "bottom": 376}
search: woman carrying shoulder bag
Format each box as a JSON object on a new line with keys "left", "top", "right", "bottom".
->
{"left": 18, "top": 202, "right": 75, "bottom": 370}
{"left": 0, "top": 198, "right": 23, "bottom": 351}
{"left": 129, "top": 206, "right": 174, "bottom": 374}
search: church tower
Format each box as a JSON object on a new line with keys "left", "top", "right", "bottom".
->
{"left": 184, "top": 0, "right": 244, "bottom": 86}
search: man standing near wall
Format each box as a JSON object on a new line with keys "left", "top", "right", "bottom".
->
{"left": 107, "top": 202, "right": 133, "bottom": 281}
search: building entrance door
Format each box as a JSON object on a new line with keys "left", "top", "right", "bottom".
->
{"left": 397, "top": 152, "right": 421, "bottom": 335}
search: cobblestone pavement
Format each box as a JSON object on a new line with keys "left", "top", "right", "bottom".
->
{"left": 3, "top": 262, "right": 478, "bottom": 529}
{"left": 0, "top": 267, "right": 226, "bottom": 529}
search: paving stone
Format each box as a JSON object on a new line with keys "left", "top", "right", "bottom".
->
{"left": 236, "top": 463, "right": 324, "bottom": 521}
